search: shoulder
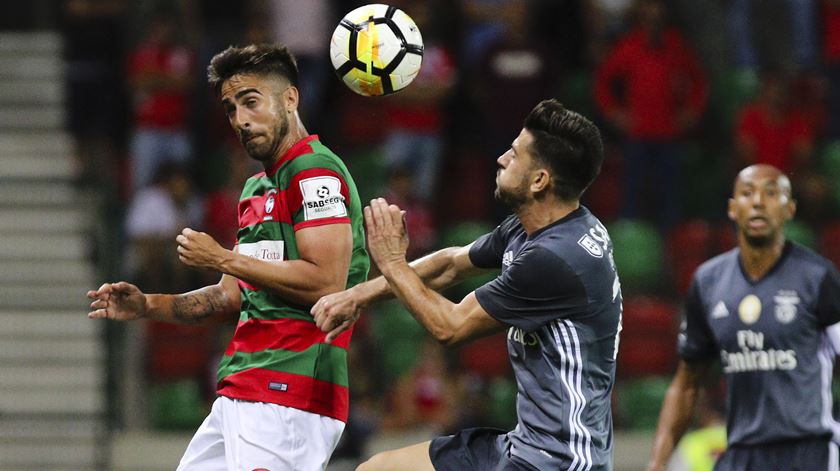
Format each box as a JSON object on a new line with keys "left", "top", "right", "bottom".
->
{"left": 693, "top": 248, "right": 739, "bottom": 288}
{"left": 497, "top": 214, "right": 524, "bottom": 236}
{"left": 787, "top": 242, "right": 835, "bottom": 276}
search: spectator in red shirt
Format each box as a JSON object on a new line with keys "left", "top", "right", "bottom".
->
{"left": 127, "top": 12, "right": 195, "bottom": 192}
{"left": 594, "top": 0, "right": 707, "bottom": 228}
{"left": 735, "top": 72, "right": 815, "bottom": 174}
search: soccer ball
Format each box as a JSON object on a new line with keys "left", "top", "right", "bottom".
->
{"left": 330, "top": 4, "right": 424, "bottom": 96}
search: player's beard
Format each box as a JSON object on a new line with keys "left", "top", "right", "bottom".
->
{"left": 242, "top": 114, "right": 289, "bottom": 163}
{"left": 743, "top": 231, "right": 774, "bottom": 248}
{"left": 495, "top": 179, "right": 529, "bottom": 211}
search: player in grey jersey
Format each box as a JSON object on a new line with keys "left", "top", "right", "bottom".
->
{"left": 646, "top": 164, "right": 840, "bottom": 471}
{"left": 312, "top": 99, "right": 621, "bottom": 470}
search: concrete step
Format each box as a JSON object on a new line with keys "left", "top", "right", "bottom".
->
{"left": 0, "top": 442, "right": 98, "bottom": 469}
{"left": 0, "top": 56, "right": 63, "bottom": 80}
{"left": 0, "top": 233, "right": 86, "bottom": 260}
{"left": 0, "top": 132, "right": 71, "bottom": 155}
{"left": 0, "top": 311, "right": 98, "bottom": 338}
{"left": 0, "top": 388, "right": 103, "bottom": 415}
{"left": 0, "top": 337, "right": 99, "bottom": 364}
{"left": 0, "top": 32, "right": 61, "bottom": 54}
{"left": 0, "top": 106, "right": 64, "bottom": 130}
{"left": 0, "top": 207, "right": 90, "bottom": 233}
{"left": 0, "top": 181, "right": 79, "bottom": 206}
{"left": 0, "top": 79, "right": 62, "bottom": 105}
{"left": 0, "top": 364, "right": 101, "bottom": 389}
{"left": 0, "top": 284, "right": 91, "bottom": 309}
{"left": 0, "top": 260, "right": 95, "bottom": 284}
{"left": 0, "top": 416, "right": 102, "bottom": 443}
{"left": 0, "top": 155, "right": 76, "bottom": 179}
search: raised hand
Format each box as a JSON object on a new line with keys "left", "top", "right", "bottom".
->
{"left": 86, "top": 281, "right": 147, "bottom": 321}
{"left": 364, "top": 198, "right": 409, "bottom": 272}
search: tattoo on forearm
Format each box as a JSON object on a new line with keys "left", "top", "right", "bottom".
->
{"left": 172, "top": 290, "right": 225, "bottom": 324}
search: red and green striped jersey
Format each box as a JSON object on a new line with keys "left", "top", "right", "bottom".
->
{"left": 216, "top": 135, "right": 369, "bottom": 422}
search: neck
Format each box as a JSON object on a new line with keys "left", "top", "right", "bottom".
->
{"left": 516, "top": 198, "right": 580, "bottom": 235}
{"left": 738, "top": 234, "right": 786, "bottom": 281}
{"left": 264, "top": 113, "right": 309, "bottom": 171}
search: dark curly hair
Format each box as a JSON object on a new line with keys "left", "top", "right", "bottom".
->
{"left": 523, "top": 99, "right": 605, "bottom": 201}
{"left": 207, "top": 43, "right": 299, "bottom": 96}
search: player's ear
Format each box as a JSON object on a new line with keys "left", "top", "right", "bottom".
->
{"left": 726, "top": 197, "right": 736, "bottom": 221}
{"left": 282, "top": 85, "right": 299, "bottom": 113}
{"left": 784, "top": 198, "right": 797, "bottom": 221}
{"left": 530, "top": 168, "right": 551, "bottom": 194}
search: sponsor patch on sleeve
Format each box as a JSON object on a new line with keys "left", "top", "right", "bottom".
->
{"left": 299, "top": 176, "right": 347, "bottom": 221}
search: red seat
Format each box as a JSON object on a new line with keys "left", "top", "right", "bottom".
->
{"left": 819, "top": 221, "right": 840, "bottom": 268}
{"left": 147, "top": 322, "right": 213, "bottom": 380}
{"left": 459, "top": 332, "right": 511, "bottom": 379}
{"left": 713, "top": 223, "right": 737, "bottom": 253}
{"left": 618, "top": 296, "right": 679, "bottom": 378}
{"left": 666, "top": 220, "right": 713, "bottom": 261}
{"left": 583, "top": 149, "right": 621, "bottom": 221}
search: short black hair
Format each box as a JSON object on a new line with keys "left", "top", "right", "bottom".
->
{"left": 523, "top": 99, "right": 604, "bottom": 201}
{"left": 207, "top": 43, "right": 299, "bottom": 96}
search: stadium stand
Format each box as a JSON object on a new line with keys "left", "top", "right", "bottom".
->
{"left": 0, "top": 31, "right": 106, "bottom": 470}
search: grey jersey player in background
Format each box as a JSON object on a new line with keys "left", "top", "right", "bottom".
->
{"left": 312, "top": 99, "right": 622, "bottom": 471}
{"left": 646, "top": 164, "right": 840, "bottom": 471}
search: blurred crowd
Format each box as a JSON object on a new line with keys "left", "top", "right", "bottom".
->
{"left": 54, "top": 0, "right": 840, "bottom": 460}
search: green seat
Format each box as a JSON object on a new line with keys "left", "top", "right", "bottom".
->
{"left": 819, "top": 141, "right": 840, "bottom": 207}
{"left": 486, "top": 377, "right": 518, "bottom": 430}
{"left": 345, "top": 148, "right": 387, "bottom": 203}
{"left": 150, "top": 380, "right": 208, "bottom": 430}
{"left": 371, "top": 300, "right": 426, "bottom": 381}
{"left": 784, "top": 220, "right": 816, "bottom": 249}
{"left": 615, "top": 376, "right": 671, "bottom": 430}
{"left": 607, "top": 220, "right": 664, "bottom": 292}
{"left": 441, "top": 222, "right": 500, "bottom": 299}
{"left": 558, "top": 70, "right": 594, "bottom": 119}
{"left": 712, "top": 69, "right": 759, "bottom": 132}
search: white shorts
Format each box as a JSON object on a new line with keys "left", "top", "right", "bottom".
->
{"left": 176, "top": 396, "right": 345, "bottom": 471}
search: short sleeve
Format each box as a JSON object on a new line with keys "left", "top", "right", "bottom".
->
{"left": 474, "top": 246, "right": 587, "bottom": 332}
{"left": 468, "top": 215, "right": 517, "bottom": 269}
{"left": 286, "top": 163, "right": 351, "bottom": 231}
{"left": 816, "top": 265, "right": 840, "bottom": 327}
{"left": 677, "top": 277, "right": 717, "bottom": 362}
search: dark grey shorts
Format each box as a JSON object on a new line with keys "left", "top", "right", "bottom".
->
{"left": 428, "top": 427, "right": 537, "bottom": 471}
{"left": 714, "top": 437, "right": 838, "bottom": 471}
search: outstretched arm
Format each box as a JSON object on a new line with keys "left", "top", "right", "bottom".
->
{"left": 361, "top": 198, "right": 506, "bottom": 346}
{"left": 645, "top": 360, "right": 709, "bottom": 471}
{"left": 87, "top": 274, "right": 241, "bottom": 326}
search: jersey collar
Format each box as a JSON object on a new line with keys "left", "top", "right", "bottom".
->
{"left": 737, "top": 240, "right": 793, "bottom": 285}
{"left": 267, "top": 134, "right": 319, "bottom": 176}
{"left": 528, "top": 206, "right": 589, "bottom": 239}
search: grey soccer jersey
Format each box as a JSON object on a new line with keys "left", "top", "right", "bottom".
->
{"left": 679, "top": 242, "right": 840, "bottom": 446}
{"left": 470, "top": 207, "right": 622, "bottom": 471}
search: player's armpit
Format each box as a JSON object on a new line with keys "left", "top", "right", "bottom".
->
{"left": 445, "top": 292, "right": 507, "bottom": 347}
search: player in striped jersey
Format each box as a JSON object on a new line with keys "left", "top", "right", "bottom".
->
{"left": 314, "top": 100, "right": 621, "bottom": 470}
{"left": 87, "top": 44, "right": 368, "bottom": 471}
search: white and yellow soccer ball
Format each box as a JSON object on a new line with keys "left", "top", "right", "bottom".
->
{"left": 329, "top": 4, "right": 424, "bottom": 96}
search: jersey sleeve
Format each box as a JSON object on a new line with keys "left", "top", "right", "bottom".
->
{"left": 677, "top": 277, "right": 717, "bottom": 362}
{"left": 816, "top": 265, "right": 840, "bottom": 327}
{"left": 468, "top": 215, "right": 516, "bottom": 269}
{"left": 285, "top": 158, "right": 351, "bottom": 231}
{"left": 474, "top": 246, "right": 588, "bottom": 332}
